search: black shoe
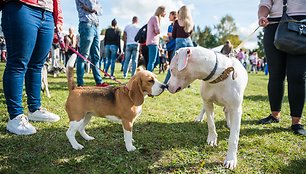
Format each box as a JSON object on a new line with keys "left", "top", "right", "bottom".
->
{"left": 291, "top": 124, "right": 306, "bottom": 136}
{"left": 258, "top": 115, "right": 280, "bottom": 124}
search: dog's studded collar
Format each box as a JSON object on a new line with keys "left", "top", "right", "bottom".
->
{"left": 202, "top": 52, "right": 218, "bottom": 81}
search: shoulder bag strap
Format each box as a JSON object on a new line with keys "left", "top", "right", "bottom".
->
{"left": 282, "top": 0, "right": 287, "bottom": 14}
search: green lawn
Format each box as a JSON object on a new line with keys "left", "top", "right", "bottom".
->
{"left": 0, "top": 62, "right": 305, "bottom": 174}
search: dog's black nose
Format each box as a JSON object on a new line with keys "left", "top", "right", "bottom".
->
{"left": 161, "top": 84, "right": 168, "bottom": 90}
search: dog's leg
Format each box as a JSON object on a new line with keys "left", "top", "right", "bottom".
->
{"left": 205, "top": 102, "right": 218, "bottom": 146}
{"left": 194, "top": 104, "right": 206, "bottom": 122}
{"left": 45, "top": 83, "right": 51, "bottom": 98}
{"left": 223, "top": 107, "right": 230, "bottom": 129}
{"left": 122, "top": 120, "right": 136, "bottom": 152}
{"left": 78, "top": 114, "right": 95, "bottom": 141}
{"left": 66, "top": 119, "right": 85, "bottom": 150}
{"left": 223, "top": 107, "right": 242, "bottom": 169}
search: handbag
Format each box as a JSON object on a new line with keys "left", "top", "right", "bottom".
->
{"left": 274, "top": 0, "right": 306, "bottom": 55}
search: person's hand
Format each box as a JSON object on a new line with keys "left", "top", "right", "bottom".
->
{"left": 258, "top": 16, "right": 269, "bottom": 27}
{"left": 55, "top": 25, "right": 63, "bottom": 33}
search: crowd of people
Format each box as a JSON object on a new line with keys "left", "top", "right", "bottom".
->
{"left": 1, "top": 0, "right": 305, "bottom": 137}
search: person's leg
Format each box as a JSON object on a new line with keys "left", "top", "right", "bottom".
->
{"left": 258, "top": 24, "right": 286, "bottom": 124}
{"left": 89, "top": 28, "right": 103, "bottom": 85}
{"left": 131, "top": 44, "right": 139, "bottom": 76}
{"left": 164, "top": 50, "right": 174, "bottom": 84}
{"left": 110, "top": 45, "right": 118, "bottom": 76}
{"left": 286, "top": 54, "right": 306, "bottom": 135}
{"left": 287, "top": 54, "right": 306, "bottom": 119}
{"left": 2, "top": 3, "right": 41, "bottom": 119}
{"left": 147, "top": 44, "right": 158, "bottom": 72}
{"left": 76, "top": 22, "right": 94, "bottom": 86}
{"left": 26, "top": 10, "right": 54, "bottom": 113}
{"left": 123, "top": 45, "right": 132, "bottom": 78}
{"left": 104, "top": 45, "right": 111, "bottom": 75}
{"left": 265, "top": 25, "right": 286, "bottom": 117}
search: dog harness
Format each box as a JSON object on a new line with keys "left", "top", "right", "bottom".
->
{"left": 203, "top": 52, "right": 236, "bottom": 84}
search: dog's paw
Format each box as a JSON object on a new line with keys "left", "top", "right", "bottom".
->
{"left": 223, "top": 157, "right": 237, "bottom": 170}
{"left": 194, "top": 115, "right": 204, "bottom": 122}
{"left": 126, "top": 145, "right": 136, "bottom": 152}
{"left": 72, "top": 143, "right": 84, "bottom": 150}
{"left": 207, "top": 133, "right": 218, "bottom": 146}
{"left": 84, "top": 136, "right": 95, "bottom": 141}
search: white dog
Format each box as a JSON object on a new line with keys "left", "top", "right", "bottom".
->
{"left": 167, "top": 47, "right": 248, "bottom": 169}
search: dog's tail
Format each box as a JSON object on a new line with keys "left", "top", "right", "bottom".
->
{"left": 66, "top": 53, "right": 77, "bottom": 91}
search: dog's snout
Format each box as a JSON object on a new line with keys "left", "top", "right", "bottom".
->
{"left": 175, "top": 87, "right": 182, "bottom": 92}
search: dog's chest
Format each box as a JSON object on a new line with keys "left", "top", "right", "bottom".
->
{"left": 105, "top": 106, "right": 142, "bottom": 123}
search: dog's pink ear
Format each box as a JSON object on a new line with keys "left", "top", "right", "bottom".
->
{"left": 177, "top": 48, "right": 192, "bottom": 71}
{"left": 129, "top": 78, "right": 144, "bottom": 106}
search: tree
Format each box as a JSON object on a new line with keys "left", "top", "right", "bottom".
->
{"left": 215, "top": 14, "right": 238, "bottom": 45}
{"left": 256, "top": 30, "right": 265, "bottom": 58}
{"left": 195, "top": 26, "right": 218, "bottom": 48}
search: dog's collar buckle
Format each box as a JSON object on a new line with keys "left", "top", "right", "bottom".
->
{"left": 209, "top": 67, "right": 235, "bottom": 84}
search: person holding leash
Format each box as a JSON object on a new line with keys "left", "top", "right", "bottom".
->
{"left": 257, "top": 0, "right": 306, "bottom": 136}
{"left": 75, "top": 0, "right": 108, "bottom": 87}
{"left": 2, "top": 0, "right": 62, "bottom": 135}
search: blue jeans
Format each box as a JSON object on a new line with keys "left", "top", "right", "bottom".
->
{"left": 1, "top": 2, "right": 54, "bottom": 119}
{"left": 164, "top": 37, "right": 194, "bottom": 84}
{"left": 147, "top": 44, "right": 158, "bottom": 72}
{"left": 104, "top": 44, "right": 118, "bottom": 76}
{"left": 76, "top": 22, "right": 102, "bottom": 86}
{"left": 123, "top": 44, "right": 139, "bottom": 77}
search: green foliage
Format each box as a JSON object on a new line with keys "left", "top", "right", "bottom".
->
{"left": 256, "top": 30, "right": 265, "bottom": 58}
{"left": 0, "top": 62, "right": 305, "bottom": 173}
{"left": 193, "top": 14, "right": 242, "bottom": 49}
{"left": 194, "top": 26, "right": 218, "bottom": 48}
{"left": 227, "top": 34, "right": 242, "bottom": 48}
{"left": 214, "top": 14, "right": 238, "bottom": 44}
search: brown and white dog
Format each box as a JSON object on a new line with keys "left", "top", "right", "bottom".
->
{"left": 167, "top": 47, "right": 248, "bottom": 169}
{"left": 65, "top": 54, "right": 166, "bottom": 151}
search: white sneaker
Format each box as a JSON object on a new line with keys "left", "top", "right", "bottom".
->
{"left": 6, "top": 114, "right": 37, "bottom": 135}
{"left": 28, "top": 108, "right": 60, "bottom": 122}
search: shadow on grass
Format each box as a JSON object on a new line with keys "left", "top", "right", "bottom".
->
{"left": 0, "top": 118, "right": 298, "bottom": 174}
{"left": 280, "top": 158, "right": 306, "bottom": 174}
{"left": 244, "top": 94, "right": 289, "bottom": 103}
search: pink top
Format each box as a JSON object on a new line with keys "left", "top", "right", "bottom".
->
{"left": 146, "top": 16, "right": 160, "bottom": 46}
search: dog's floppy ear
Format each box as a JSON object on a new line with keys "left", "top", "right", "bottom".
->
{"left": 177, "top": 48, "right": 192, "bottom": 71}
{"left": 129, "top": 77, "right": 144, "bottom": 106}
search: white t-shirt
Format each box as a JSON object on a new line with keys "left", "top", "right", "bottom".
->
{"left": 124, "top": 23, "right": 140, "bottom": 45}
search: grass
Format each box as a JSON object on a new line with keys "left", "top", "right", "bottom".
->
{"left": 0, "top": 62, "right": 305, "bottom": 174}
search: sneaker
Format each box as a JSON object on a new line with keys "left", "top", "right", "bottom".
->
{"left": 28, "top": 108, "right": 60, "bottom": 122}
{"left": 6, "top": 114, "right": 37, "bottom": 135}
{"left": 96, "top": 82, "right": 110, "bottom": 87}
{"left": 291, "top": 124, "right": 306, "bottom": 136}
{"left": 258, "top": 115, "right": 280, "bottom": 124}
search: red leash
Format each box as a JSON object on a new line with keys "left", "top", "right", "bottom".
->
{"left": 56, "top": 31, "right": 124, "bottom": 85}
